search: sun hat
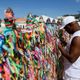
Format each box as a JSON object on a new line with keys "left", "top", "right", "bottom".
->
{"left": 60, "top": 16, "right": 76, "bottom": 29}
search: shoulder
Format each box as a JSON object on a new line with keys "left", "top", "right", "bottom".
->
{"left": 71, "top": 36, "right": 80, "bottom": 46}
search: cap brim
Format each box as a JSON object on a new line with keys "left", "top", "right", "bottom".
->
{"left": 60, "top": 25, "right": 65, "bottom": 29}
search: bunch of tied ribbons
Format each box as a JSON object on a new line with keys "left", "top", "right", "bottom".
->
{"left": 0, "top": 17, "right": 63, "bottom": 80}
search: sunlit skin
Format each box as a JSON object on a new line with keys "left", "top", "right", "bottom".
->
{"left": 5, "top": 12, "right": 13, "bottom": 19}
{"left": 58, "top": 21, "right": 80, "bottom": 63}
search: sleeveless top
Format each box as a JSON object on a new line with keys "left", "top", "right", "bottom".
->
{"left": 64, "top": 30, "right": 80, "bottom": 78}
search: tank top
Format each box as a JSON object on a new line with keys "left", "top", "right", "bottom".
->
{"left": 64, "top": 30, "right": 80, "bottom": 78}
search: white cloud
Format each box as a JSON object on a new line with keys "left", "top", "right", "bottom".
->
{"left": 76, "top": 0, "right": 80, "bottom": 3}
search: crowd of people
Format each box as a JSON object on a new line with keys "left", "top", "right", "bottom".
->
{"left": 0, "top": 7, "right": 80, "bottom": 80}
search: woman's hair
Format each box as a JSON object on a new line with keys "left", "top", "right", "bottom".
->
{"left": 4, "top": 7, "right": 14, "bottom": 16}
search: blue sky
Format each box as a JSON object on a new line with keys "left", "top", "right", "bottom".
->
{"left": 0, "top": 0, "right": 80, "bottom": 19}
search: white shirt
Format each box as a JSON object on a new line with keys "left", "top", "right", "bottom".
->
{"left": 64, "top": 30, "right": 80, "bottom": 78}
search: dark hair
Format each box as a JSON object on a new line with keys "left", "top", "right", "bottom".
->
{"left": 5, "top": 8, "right": 14, "bottom": 16}
{"left": 46, "top": 18, "right": 51, "bottom": 24}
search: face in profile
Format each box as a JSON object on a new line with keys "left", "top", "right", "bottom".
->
{"left": 64, "top": 22, "right": 76, "bottom": 34}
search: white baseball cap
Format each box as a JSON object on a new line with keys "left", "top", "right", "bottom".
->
{"left": 60, "top": 16, "right": 76, "bottom": 29}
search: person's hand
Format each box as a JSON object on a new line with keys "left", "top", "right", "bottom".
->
{"left": 58, "top": 42, "right": 63, "bottom": 49}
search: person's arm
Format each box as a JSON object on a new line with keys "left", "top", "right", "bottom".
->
{"left": 58, "top": 36, "right": 80, "bottom": 63}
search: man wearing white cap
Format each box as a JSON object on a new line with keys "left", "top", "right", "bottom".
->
{"left": 58, "top": 16, "right": 80, "bottom": 80}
